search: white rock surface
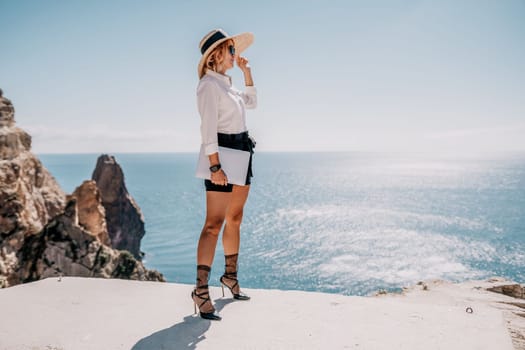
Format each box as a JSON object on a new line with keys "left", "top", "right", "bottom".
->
{"left": 0, "top": 277, "right": 519, "bottom": 350}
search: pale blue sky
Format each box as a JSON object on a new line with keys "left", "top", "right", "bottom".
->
{"left": 1, "top": 0, "right": 524, "bottom": 154}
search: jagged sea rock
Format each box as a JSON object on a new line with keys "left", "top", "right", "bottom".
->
{"left": 92, "top": 155, "right": 144, "bottom": 259}
{"left": 71, "top": 180, "right": 111, "bottom": 246}
{"left": 17, "top": 199, "right": 165, "bottom": 283}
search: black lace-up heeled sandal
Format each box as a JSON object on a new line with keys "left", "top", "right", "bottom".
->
{"left": 191, "top": 265, "right": 221, "bottom": 321}
{"left": 191, "top": 287, "right": 221, "bottom": 320}
{"left": 220, "top": 272, "right": 250, "bottom": 300}
{"left": 220, "top": 254, "right": 250, "bottom": 301}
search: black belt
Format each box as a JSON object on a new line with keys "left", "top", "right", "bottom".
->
{"left": 218, "top": 132, "right": 249, "bottom": 142}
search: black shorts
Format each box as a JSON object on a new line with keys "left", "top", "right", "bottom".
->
{"left": 205, "top": 132, "right": 254, "bottom": 192}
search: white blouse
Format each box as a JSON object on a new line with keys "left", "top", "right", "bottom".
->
{"left": 197, "top": 70, "right": 257, "bottom": 155}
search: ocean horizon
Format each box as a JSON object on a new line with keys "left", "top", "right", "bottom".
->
{"left": 38, "top": 151, "right": 525, "bottom": 296}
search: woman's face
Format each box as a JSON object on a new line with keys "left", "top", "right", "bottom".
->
{"left": 222, "top": 40, "right": 235, "bottom": 71}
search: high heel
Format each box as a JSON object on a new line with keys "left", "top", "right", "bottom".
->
{"left": 191, "top": 265, "right": 221, "bottom": 321}
{"left": 221, "top": 253, "right": 250, "bottom": 301}
{"left": 191, "top": 288, "right": 222, "bottom": 321}
{"left": 220, "top": 273, "right": 250, "bottom": 300}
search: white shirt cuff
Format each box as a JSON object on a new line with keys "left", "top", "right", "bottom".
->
{"left": 245, "top": 86, "right": 257, "bottom": 95}
{"left": 204, "top": 142, "right": 219, "bottom": 155}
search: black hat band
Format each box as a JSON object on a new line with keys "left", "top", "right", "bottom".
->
{"left": 201, "top": 31, "right": 227, "bottom": 55}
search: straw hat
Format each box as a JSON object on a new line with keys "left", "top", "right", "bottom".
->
{"left": 198, "top": 29, "right": 254, "bottom": 78}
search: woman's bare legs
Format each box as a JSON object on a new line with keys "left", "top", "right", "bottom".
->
{"left": 194, "top": 185, "right": 251, "bottom": 316}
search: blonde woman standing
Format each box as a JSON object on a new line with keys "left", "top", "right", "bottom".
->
{"left": 192, "top": 29, "right": 257, "bottom": 321}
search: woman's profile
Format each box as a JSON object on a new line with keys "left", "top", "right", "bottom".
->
{"left": 192, "top": 28, "right": 257, "bottom": 321}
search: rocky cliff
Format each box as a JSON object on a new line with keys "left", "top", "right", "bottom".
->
{"left": 0, "top": 90, "right": 164, "bottom": 287}
{"left": 0, "top": 90, "right": 67, "bottom": 286}
{"left": 92, "top": 155, "right": 145, "bottom": 259}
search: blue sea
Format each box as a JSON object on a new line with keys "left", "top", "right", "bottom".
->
{"left": 39, "top": 152, "right": 525, "bottom": 296}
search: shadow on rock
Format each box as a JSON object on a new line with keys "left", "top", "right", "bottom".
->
{"left": 131, "top": 298, "right": 235, "bottom": 350}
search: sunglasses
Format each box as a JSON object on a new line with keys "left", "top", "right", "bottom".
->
{"left": 228, "top": 45, "right": 236, "bottom": 56}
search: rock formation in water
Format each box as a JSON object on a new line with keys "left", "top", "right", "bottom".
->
{"left": 92, "top": 155, "right": 145, "bottom": 259}
{"left": 0, "top": 90, "right": 164, "bottom": 287}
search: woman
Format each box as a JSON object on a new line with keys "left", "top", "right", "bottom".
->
{"left": 192, "top": 29, "right": 257, "bottom": 321}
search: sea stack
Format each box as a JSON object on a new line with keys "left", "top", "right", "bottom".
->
{"left": 92, "top": 155, "right": 145, "bottom": 259}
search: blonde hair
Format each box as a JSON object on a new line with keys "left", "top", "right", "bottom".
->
{"left": 204, "top": 40, "right": 233, "bottom": 74}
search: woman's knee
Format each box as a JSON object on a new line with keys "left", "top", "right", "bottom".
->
{"left": 226, "top": 210, "right": 244, "bottom": 227}
{"left": 202, "top": 218, "right": 224, "bottom": 236}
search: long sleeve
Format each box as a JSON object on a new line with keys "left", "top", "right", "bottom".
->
{"left": 197, "top": 80, "right": 220, "bottom": 155}
{"left": 238, "top": 86, "right": 257, "bottom": 109}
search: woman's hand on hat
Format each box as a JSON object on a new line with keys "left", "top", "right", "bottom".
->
{"left": 211, "top": 169, "right": 228, "bottom": 186}
{"left": 236, "top": 56, "right": 251, "bottom": 73}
